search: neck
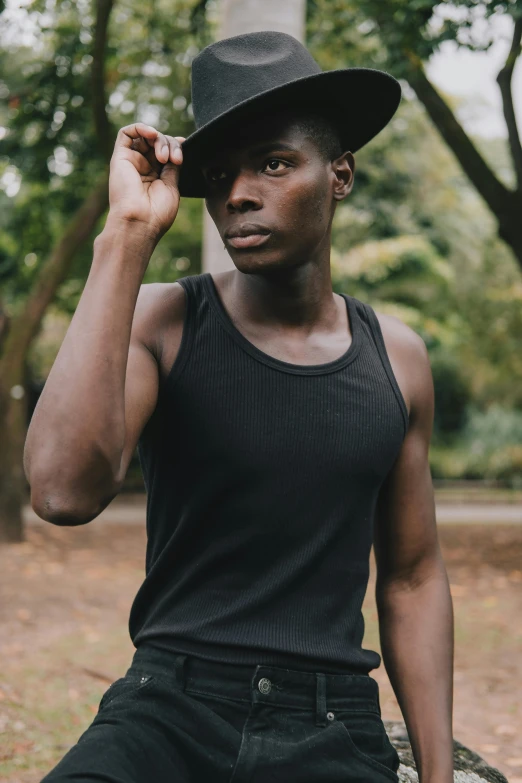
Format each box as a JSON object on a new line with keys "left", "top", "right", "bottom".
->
{"left": 228, "top": 243, "right": 340, "bottom": 334}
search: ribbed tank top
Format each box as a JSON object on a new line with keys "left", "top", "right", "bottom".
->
{"left": 130, "top": 272, "right": 408, "bottom": 674}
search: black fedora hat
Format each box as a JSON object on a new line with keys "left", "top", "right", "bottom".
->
{"left": 177, "top": 30, "right": 401, "bottom": 198}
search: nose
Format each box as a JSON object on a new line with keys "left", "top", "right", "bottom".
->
{"left": 226, "top": 169, "right": 262, "bottom": 213}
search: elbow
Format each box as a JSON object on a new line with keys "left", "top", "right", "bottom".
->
{"left": 30, "top": 485, "right": 119, "bottom": 527}
{"left": 30, "top": 493, "right": 93, "bottom": 526}
{"left": 26, "top": 454, "right": 122, "bottom": 526}
{"left": 37, "top": 508, "right": 92, "bottom": 527}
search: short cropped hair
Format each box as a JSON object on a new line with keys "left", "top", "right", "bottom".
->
{"left": 202, "top": 108, "right": 345, "bottom": 170}
{"left": 290, "top": 109, "right": 345, "bottom": 162}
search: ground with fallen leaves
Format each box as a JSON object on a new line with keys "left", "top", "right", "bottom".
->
{"left": 0, "top": 519, "right": 520, "bottom": 782}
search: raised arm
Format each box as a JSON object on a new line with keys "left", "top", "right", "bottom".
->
{"left": 24, "top": 123, "right": 186, "bottom": 525}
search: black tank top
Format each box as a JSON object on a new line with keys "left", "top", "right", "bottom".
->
{"left": 130, "top": 272, "right": 408, "bottom": 674}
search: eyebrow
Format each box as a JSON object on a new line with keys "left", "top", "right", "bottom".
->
{"left": 203, "top": 141, "right": 299, "bottom": 170}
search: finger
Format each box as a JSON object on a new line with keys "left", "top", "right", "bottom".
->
{"left": 126, "top": 146, "right": 160, "bottom": 177}
{"left": 119, "top": 123, "right": 159, "bottom": 149}
{"left": 159, "top": 158, "right": 181, "bottom": 192}
{"left": 127, "top": 136, "right": 162, "bottom": 176}
{"left": 165, "top": 135, "right": 184, "bottom": 165}
{"left": 152, "top": 130, "right": 186, "bottom": 165}
{"left": 121, "top": 123, "right": 170, "bottom": 164}
{"left": 173, "top": 136, "right": 186, "bottom": 163}
{"left": 129, "top": 136, "right": 150, "bottom": 155}
{"left": 117, "top": 124, "right": 161, "bottom": 172}
{"left": 156, "top": 132, "right": 171, "bottom": 164}
{"left": 138, "top": 127, "right": 170, "bottom": 164}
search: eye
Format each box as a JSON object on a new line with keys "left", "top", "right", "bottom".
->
{"left": 263, "top": 158, "right": 290, "bottom": 173}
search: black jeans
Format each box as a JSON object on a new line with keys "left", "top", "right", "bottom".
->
{"left": 41, "top": 644, "right": 401, "bottom": 782}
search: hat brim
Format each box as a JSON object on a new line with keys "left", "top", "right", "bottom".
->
{"left": 176, "top": 67, "right": 401, "bottom": 198}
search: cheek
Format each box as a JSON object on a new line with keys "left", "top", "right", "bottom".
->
{"left": 277, "top": 172, "right": 330, "bottom": 237}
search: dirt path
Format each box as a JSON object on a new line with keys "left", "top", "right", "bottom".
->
{"left": 0, "top": 521, "right": 521, "bottom": 781}
{"left": 23, "top": 496, "right": 522, "bottom": 524}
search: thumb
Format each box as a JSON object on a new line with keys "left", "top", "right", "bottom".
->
{"left": 159, "top": 160, "right": 181, "bottom": 193}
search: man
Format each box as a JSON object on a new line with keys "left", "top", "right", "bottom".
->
{"left": 26, "top": 31, "right": 454, "bottom": 783}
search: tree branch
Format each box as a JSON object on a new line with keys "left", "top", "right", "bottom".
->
{"left": 496, "top": 16, "right": 522, "bottom": 190}
{"left": 0, "top": 0, "right": 115, "bottom": 381}
{"left": 404, "top": 50, "right": 512, "bottom": 217}
{"left": 91, "top": 0, "right": 116, "bottom": 162}
{"left": 0, "top": 174, "right": 109, "bottom": 382}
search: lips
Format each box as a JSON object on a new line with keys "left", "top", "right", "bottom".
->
{"left": 224, "top": 222, "right": 271, "bottom": 239}
{"left": 224, "top": 222, "right": 272, "bottom": 249}
{"left": 227, "top": 233, "right": 271, "bottom": 249}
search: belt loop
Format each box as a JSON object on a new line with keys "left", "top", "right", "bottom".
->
{"left": 174, "top": 654, "right": 188, "bottom": 692}
{"left": 251, "top": 665, "right": 262, "bottom": 703}
{"left": 315, "top": 673, "right": 327, "bottom": 727}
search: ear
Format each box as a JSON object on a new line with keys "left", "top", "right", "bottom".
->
{"left": 331, "top": 151, "right": 355, "bottom": 201}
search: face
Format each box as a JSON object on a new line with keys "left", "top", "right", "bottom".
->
{"left": 202, "top": 110, "right": 354, "bottom": 275}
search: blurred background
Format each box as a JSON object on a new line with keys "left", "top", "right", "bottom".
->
{"left": 0, "top": 1, "right": 521, "bottom": 781}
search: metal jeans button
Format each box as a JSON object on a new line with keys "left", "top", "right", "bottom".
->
{"left": 258, "top": 677, "right": 272, "bottom": 694}
{"left": 327, "top": 711, "right": 335, "bottom": 721}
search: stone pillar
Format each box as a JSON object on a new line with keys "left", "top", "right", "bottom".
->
{"left": 202, "top": 0, "right": 306, "bottom": 274}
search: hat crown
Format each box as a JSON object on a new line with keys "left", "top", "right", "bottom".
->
{"left": 191, "top": 31, "right": 321, "bottom": 129}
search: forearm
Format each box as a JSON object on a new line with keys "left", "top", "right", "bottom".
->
{"left": 376, "top": 557, "right": 454, "bottom": 782}
{"left": 25, "top": 218, "right": 156, "bottom": 521}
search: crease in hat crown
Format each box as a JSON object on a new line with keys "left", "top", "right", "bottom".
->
{"left": 191, "top": 31, "right": 322, "bottom": 129}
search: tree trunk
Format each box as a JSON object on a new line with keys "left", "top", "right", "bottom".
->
{"left": 0, "top": 374, "right": 27, "bottom": 543}
{"left": 0, "top": 0, "right": 115, "bottom": 543}
{"left": 202, "top": 0, "right": 306, "bottom": 274}
{"left": 405, "top": 59, "right": 522, "bottom": 270}
{"left": 497, "top": 191, "right": 522, "bottom": 269}
{"left": 0, "top": 174, "right": 109, "bottom": 542}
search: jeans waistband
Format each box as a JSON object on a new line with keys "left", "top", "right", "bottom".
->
{"left": 128, "top": 644, "right": 381, "bottom": 728}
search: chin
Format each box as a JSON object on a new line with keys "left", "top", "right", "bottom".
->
{"left": 231, "top": 252, "right": 301, "bottom": 276}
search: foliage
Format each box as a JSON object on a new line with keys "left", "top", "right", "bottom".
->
{"left": 0, "top": 0, "right": 217, "bottom": 317}
{"left": 464, "top": 402, "right": 522, "bottom": 452}
{"left": 329, "top": 93, "right": 482, "bottom": 353}
{"left": 0, "top": 0, "right": 521, "bottom": 487}
{"left": 430, "top": 351, "right": 473, "bottom": 436}
{"left": 310, "top": 5, "right": 522, "bottom": 424}
{"left": 455, "top": 240, "right": 522, "bottom": 408}
{"left": 307, "top": 0, "right": 522, "bottom": 75}
{"left": 307, "top": 0, "right": 522, "bottom": 273}
{"left": 431, "top": 404, "right": 522, "bottom": 486}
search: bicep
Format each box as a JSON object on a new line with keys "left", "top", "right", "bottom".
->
{"left": 373, "top": 332, "right": 440, "bottom": 587}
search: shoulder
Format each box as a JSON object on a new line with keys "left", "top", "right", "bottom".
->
{"left": 371, "top": 307, "right": 427, "bottom": 360}
{"left": 370, "top": 305, "right": 433, "bottom": 427}
{"left": 132, "top": 280, "right": 187, "bottom": 363}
